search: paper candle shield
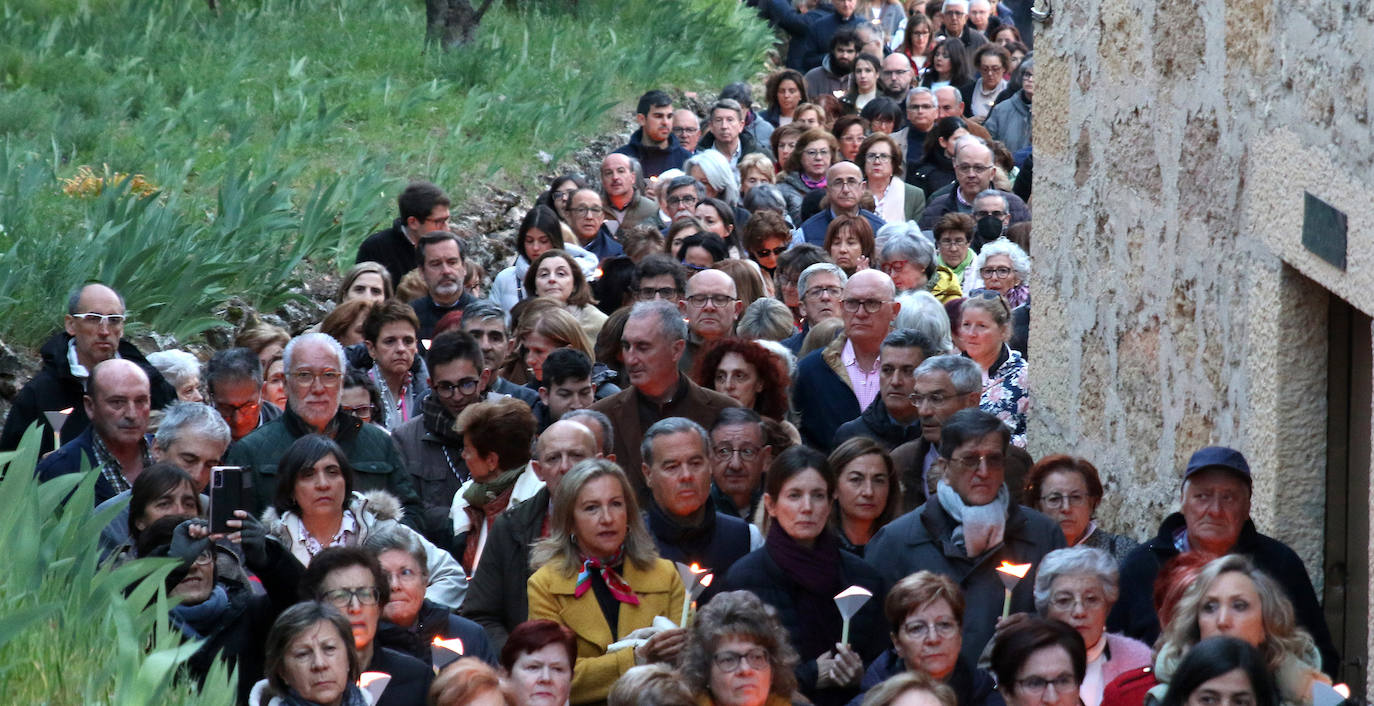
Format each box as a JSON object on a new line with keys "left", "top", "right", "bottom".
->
{"left": 834, "top": 585, "right": 873, "bottom": 644}
{"left": 432, "top": 636, "right": 466, "bottom": 670}
{"left": 44, "top": 408, "right": 73, "bottom": 433}
{"left": 995, "top": 561, "right": 1032, "bottom": 591}
{"left": 1311, "top": 681, "right": 1347, "bottom": 706}
{"left": 359, "top": 672, "right": 391, "bottom": 702}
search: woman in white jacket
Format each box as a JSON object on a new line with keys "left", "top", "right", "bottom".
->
{"left": 491, "top": 205, "right": 599, "bottom": 315}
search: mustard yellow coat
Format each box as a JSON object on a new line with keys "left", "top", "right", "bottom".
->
{"left": 528, "top": 557, "right": 686, "bottom": 705}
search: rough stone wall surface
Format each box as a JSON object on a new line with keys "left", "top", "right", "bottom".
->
{"left": 1031, "top": 0, "right": 1374, "bottom": 667}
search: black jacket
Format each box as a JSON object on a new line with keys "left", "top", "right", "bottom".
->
{"left": 368, "top": 647, "right": 433, "bottom": 706}
{"left": 907, "top": 150, "right": 956, "bottom": 198}
{"left": 376, "top": 598, "right": 497, "bottom": 666}
{"left": 459, "top": 487, "right": 550, "bottom": 652}
{"left": 645, "top": 500, "right": 754, "bottom": 605}
{"left": 832, "top": 396, "right": 923, "bottom": 451}
{"left": 409, "top": 292, "right": 475, "bottom": 340}
{"left": 722, "top": 542, "right": 887, "bottom": 706}
{"left": 696, "top": 129, "right": 773, "bottom": 162}
{"left": 849, "top": 651, "right": 1003, "bottom": 706}
{"left": 1106, "top": 512, "right": 1339, "bottom": 676}
{"left": 1, "top": 331, "right": 176, "bottom": 455}
{"left": 613, "top": 128, "right": 693, "bottom": 178}
{"left": 356, "top": 218, "right": 418, "bottom": 288}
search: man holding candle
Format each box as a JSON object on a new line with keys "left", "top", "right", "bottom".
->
{"left": 864, "top": 408, "right": 1064, "bottom": 665}
{"left": 640, "top": 417, "right": 762, "bottom": 607}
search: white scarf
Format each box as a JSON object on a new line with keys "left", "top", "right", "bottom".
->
{"left": 935, "top": 480, "right": 1009, "bottom": 557}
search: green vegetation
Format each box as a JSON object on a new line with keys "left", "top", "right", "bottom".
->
{"left": 0, "top": 428, "right": 236, "bottom": 704}
{"left": 0, "top": 0, "right": 773, "bottom": 347}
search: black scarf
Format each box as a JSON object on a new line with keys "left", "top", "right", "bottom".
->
{"left": 646, "top": 498, "right": 717, "bottom": 560}
{"left": 765, "top": 520, "right": 844, "bottom": 659}
{"left": 420, "top": 394, "right": 464, "bottom": 446}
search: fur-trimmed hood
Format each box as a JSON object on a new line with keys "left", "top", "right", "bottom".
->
{"left": 261, "top": 489, "right": 403, "bottom": 546}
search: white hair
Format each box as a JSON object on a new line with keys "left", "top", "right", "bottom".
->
{"left": 975, "top": 237, "right": 1030, "bottom": 281}
{"left": 754, "top": 338, "right": 797, "bottom": 377}
{"left": 683, "top": 151, "right": 741, "bottom": 207}
{"left": 1033, "top": 547, "right": 1121, "bottom": 613}
{"left": 147, "top": 349, "right": 201, "bottom": 387}
{"left": 893, "top": 291, "right": 953, "bottom": 353}
{"left": 282, "top": 332, "right": 347, "bottom": 373}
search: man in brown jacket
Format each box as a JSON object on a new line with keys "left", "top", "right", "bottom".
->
{"left": 590, "top": 301, "right": 738, "bottom": 503}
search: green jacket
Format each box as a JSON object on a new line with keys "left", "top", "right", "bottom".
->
{"left": 224, "top": 407, "right": 426, "bottom": 535}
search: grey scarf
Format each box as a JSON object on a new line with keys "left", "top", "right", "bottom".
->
{"left": 935, "top": 480, "right": 1010, "bottom": 557}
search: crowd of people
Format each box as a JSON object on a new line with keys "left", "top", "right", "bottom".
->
{"left": 1, "top": 1, "right": 1348, "bottom": 705}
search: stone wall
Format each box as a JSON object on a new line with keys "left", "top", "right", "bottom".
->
{"left": 1032, "top": 0, "right": 1374, "bottom": 687}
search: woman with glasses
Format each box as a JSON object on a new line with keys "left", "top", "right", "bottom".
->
{"left": 854, "top": 571, "right": 1002, "bottom": 706}
{"left": 969, "top": 45, "right": 1011, "bottom": 121}
{"left": 537, "top": 174, "right": 589, "bottom": 225}
{"left": 956, "top": 290, "right": 1029, "bottom": 447}
{"left": 300, "top": 546, "right": 434, "bottom": 706}
{"left": 897, "top": 12, "right": 935, "bottom": 76}
{"left": 680, "top": 590, "right": 801, "bottom": 706}
{"left": 1024, "top": 457, "right": 1139, "bottom": 559}
{"left": 261, "top": 434, "right": 467, "bottom": 607}
{"left": 778, "top": 128, "right": 840, "bottom": 223}
{"left": 860, "top": 133, "right": 927, "bottom": 225}
{"left": 989, "top": 616, "right": 1087, "bottom": 706}
{"left": 827, "top": 437, "right": 900, "bottom": 556}
{"left": 743, "top": 210, "right": 793, "bottom": 279}
{"left": 721, "top": 446, "right": 886, "bottom": 706}
{"left": 1033, "top": 548, "right": 1151, "bottom": 706}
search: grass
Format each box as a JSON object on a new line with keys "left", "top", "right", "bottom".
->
{"left": 0, "top": 0, "right": 774, "bottom": 347}
{"left": 0, "top": 427, "right": 237, "bottom": 704}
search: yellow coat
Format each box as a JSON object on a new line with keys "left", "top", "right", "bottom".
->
{"left": 929, "top": 264, "right": 964, "bottom": 303}
{"left": 528, "top": 557, "right": 686, "bottom": 705}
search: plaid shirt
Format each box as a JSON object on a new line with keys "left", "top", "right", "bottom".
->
{"left": 90, "top": 430, "right": 153, "bottom": 495}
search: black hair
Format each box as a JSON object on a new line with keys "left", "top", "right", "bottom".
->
{"left": 1160, "top": 637, "right": 1279, "bottom": 706}
{"left": 128, "top": 463, "right": 200, "bottom": 539}
{"left": 428, "top": 329, "right": 485, "bottom": 370}
{"left": 989, "top": 616, "right": 1087, "bottom": 697}
{"left": 765, "top": 445, "right": 834, "bottom": 498}
{"left": 711, "top": 406, "right": 764, "bottom": 433}
{"left": 300, "top": 545, "right": 391, "bottom": 606}
{"left": 720, "top": 82, "right": 753, "bottom": 111}
{"left": 272, "top": 434, "right": 355, "bottom": 515}
{"left": 633, "top": 254, "right": 688, "bottom": 293}
{"left": 341, "top": 368, "right": 383, "bottom": 422}
{"left": 923, "top": 115, "right": 969, "bottom": 161}
{"left": 397, "top": 181, "right": 450, "bottom": 222}
{"left": 591, "top": 256, "right": 638, "bottom": 314}
{"left": 938, "top": 408, "right": 1010, "bottom": 459}
{"left": 416, "top": 230, "right": 465, "bottom": 262}
{"left": 882, "top": 328, "right": 935, "bottom": 354}
{"left": 831, "top": 26, "right": 860, "bottom": 51}
{"left": 517, "top": 206, "right": 566, "bottom": 262}
{"left": 540, "top": 348, "right": 593, "bottom": 388}
{"left": 205, "top": 347, "right": 262, "bottom": 391}
{"left": 860, "top": 97, "right": 904, "bottom": 127}
{"left": 676, "top": 233, "right": 728, "bottom": 264}
{"left": 775, "top": 243, "right": 829, "bottom": 279}
{"left": 636, "top": 90, "right": 673, "bottom": 115}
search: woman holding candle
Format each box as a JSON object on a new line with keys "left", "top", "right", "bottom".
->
{"left": 853, "top": 571, "right": 1003, "bottom": 706}
{"left": 527, "top": 459, "right": 686, "bottom": 705}
{"left": 363, "top": 526, "right": 496, "bottom": 667}
{"left": 721, "top": 446, "right": 886, "bottom": 706}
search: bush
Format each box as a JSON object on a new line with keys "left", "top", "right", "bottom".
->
{"left": 0, "top": 427, "right": 237, "bottom": 704}
{"left": 0, "top": 0, "right": 773, "bottom": 348}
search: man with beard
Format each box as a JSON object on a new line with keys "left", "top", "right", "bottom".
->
{"left": 614, "top": 90, "right": 692, "bottom": 178}
{"left": 799, "top": 0, "right": 862, "bottom": 72}
{"left": 804, "top": 27, "right": 860, "bottom": 99}
{"left": 409, "top": 231, "right": 474, "bottom": 339}
{"left": 879, "top": 54, "right": 915, "bottom": 103}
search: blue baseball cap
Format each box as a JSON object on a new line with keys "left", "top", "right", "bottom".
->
{"left": 1183, "top": 446, "right": 1251, "bottom": 484}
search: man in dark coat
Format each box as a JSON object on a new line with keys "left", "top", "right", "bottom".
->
{"left": 2, "top": 283, "right": 175, "bottom": 455}
{"left": 460, "top": 420, "right": 599, "bottom": 650}
{"left": 223, "top": 333, "right": 425, "bottom": 532}
{"left": 408, "top": 231, "right": 475, "bottom": 339}
{"left": 613, "top": 90, "right": 692, "bottom": 178}
{"left": 590, "top": 301, "right": 738, "bottom": 503}
{"left": 889, "top": 354, "right": 1033, "bottom": 510}
{"left": 797, "top": 162, "right": 886, "bottom": 246}
{"left": 709, "top": 408, "right": 772, "bottom": 522}
{"left": 641, "top": 417, "right": 759, "bottom": 607}
{"left": 797, "top": 0, "right": 862, "bottom": 72}
{"left": 918, "top": 140, "right": 1030, "bottom": 230}
{"left": 355, "top": 181, "right": 452, "bottom": 287}
{"left": 865, "top": 409, "right": 1064, "bottom": 665}
{"left": 696, "top": 99, "right": 773, "bottom": 169}
{"left": 1106, "top": 446, "right": 1339, "bottom": 676}
{"left": 833, "top": 329, "right": 934, "bottom": 450}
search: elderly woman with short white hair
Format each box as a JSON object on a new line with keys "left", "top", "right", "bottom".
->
{"left": 894, "top": 290, "right": 954, "bottom": 354}
{"left": 971, "top": 236, "right": 1030, "bottom": 308}
{"left": 684, "top": 150, "right": 742, "bottom": 208}
{"left": 1034, "top": 547, "right": 1151, "bottom": 706}
{"left": 148, "top": 349, "right": 204, "bottom": 403}
{"left": 877, "top": 225, "right": 963, "bottom": 302}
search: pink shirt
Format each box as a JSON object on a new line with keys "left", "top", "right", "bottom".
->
{"left": 843, "top": 339, "right": 882, "bottom": 411}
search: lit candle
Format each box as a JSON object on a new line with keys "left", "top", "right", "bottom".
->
{"left": 44, "top": 407, "right": 73, "bottom": 450}
{"left": 432, "top": 636, "right": 465, "bottom": 671}
{"left": 675, "top": 562, "right": 714, "bottom": 626}
{"left": 995, "top": 561, "right": 1033, "bottom": 618}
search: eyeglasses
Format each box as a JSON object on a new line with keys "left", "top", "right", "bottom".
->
{"left": 753, "top": 244, "right": 788, "bottom": 258}
{"left": 881, "top": 259, "right": 909, "bottom": 273}
{"left": 979, "top": 266, "right": 1014, "bottom": 278}
{"left": 900, "top": 620, "right": 959, "bottom": 639}
{"left": 191, "top": 551, "right": 214, "bottom": 567}
{"left": 803, "top": 285, "right": 841, "bottom": 300}
{"left": 841, "top": 298, "right": 885, "bottom": 313}
{"left": 937, "top": 237, "right": 968, "bottom": 246}
{"left": 553, "top": 189, "right": 577, "bottom": 202}
{"left": 71, "top": 312, "right": 127, "bottom": 326}
{"left": 880, "top": 69, "right": 911, "bottom": 77}
{"left": 1049, "top": 592, "right": 1107, "bottom": 612}
{"left": 908, "top": 391, "right": 954, "bottom": 405}
{"left": 341, "top": 403, "right": 374, "bottom": 420}
{"left": 672, "top": 126, "right": 700, "bottom": 136}
{"left": 910, "top": 103, "right": 937, "bottom": 111}
{"left": 636, "top": 287, "right": 681, "bottom": 301}
{"left": 686, "top": 294, "right": 736, "bottom": 308}
{"left": 865, "top": 153, "right": 893, "bottom": 163}
{"left": 666, "top": 195, "right": 698, "bottom": 208}
{"left": 289, "top": 370, "right": 344, "bottom": 388}
{"left": 979, "top": 64, "right": 1005, "bottom": 74}
{"left": 434, "top": 378, "right": 481, "bottom": 397}
{"left": 712, "top": 445, "right": 761, "bottom": 461}
{"left": 948, "top": 453, "right": 1005, "bottom": 471}
{"left": 1041, "top": 492, "right": 1091, "bottom": 509}
{"left": 570, "top": 206, "right": 603, "bottom": 217}
{"left": 955, "top": 164, "right": 993, "bottom": 175}
{"left": 1016, "top": 674, "right": 1077, "bottom": 696}
{"left": 973, "top": 209, "right": 1008, "bottom": 219}
{"left": 321, "top": 586, "right": 381, "bottom": 607}
{"left": 803, "top": 149, "right": 831, "bottom": 159}
{"left": 712, "top": 647, "right": 770, "bottom": 673}
{"left": 830, "top": 177, "right": 863, "bottom": 191}
{"left": 213, "top": 398, "right": 260, "bottom": 420}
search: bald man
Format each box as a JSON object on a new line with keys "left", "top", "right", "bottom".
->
{"left": 599, "top": 153, "right": 659, "bottom": 235}
{"left": 461, "top": 420, "right": 601, "bottom": 649}
{"left": 36, "top": 359, "right": 155, "bottom": 504}
{"left": 679, "top": 269, "right": 744, "bottom": 373}
{"left": 795, "top": 161, "right": 887, "bottom": 246}
{"left": 2, "top": 283, "right": 175, "bottom": 455}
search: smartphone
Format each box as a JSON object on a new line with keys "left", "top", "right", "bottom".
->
{"left": 209, "top": 466, "right": 250, "bottom": 534}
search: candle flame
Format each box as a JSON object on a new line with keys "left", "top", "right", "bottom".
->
{"left": 59, "top": 407, "right": 73, "bottom": 415}
{"left": 1334, "top": 685, "right": 1351, "bottom": 699}
{"left": 996, "top": 561, "right": 1032, "bottom": 579}
{"left": 432, "top": 636, "right": 465, "bottom": 654}
{"left": 359, "top": 671, "right": 390, "bottom": 688}
{"left": 700, "top": 573, "right": 714, "bottom": 587}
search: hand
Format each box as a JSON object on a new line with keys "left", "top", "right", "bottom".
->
{"left": 856, "top": 255, "right": 870, "bottom": 271}
{"left": 635, "top": 627, "right": 688, "bottom": 665}
{"left": 231, "top": 510, "right": 269, "bottom": 568}
{"left": 184, "top": 518, "right": 211, "bottom": 540}
{"left": 816, "top": 643, "right": 862, "bottom": 688}
{"left": 969, "top": 115, "right": 987, "bottom": 125}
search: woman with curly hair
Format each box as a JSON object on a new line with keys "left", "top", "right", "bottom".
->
{"left": 680, "top": 590, "right": 801, "bottom": 706}
{"left": 692, "top": 338, "right": 791, "bottom": 422}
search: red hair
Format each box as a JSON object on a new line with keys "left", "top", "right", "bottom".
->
{"left": 691, "top": 337, "right": 791, "bottom": 420}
